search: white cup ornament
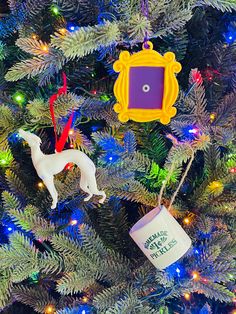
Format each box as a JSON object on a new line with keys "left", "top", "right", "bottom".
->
{"left": 129, "top": 205, "right": 192, "bottom": 269}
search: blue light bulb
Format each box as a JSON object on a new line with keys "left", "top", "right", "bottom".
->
{"left": 7, "top": 227, "right": 12, "bottom": 231}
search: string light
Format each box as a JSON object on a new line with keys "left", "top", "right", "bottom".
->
{"left": 176, "top": 268, "right": 181, "bottom": 277}
{"left": 0, "top": 150, "right": 13, "bottom": 167}
{"left": 69, "top": 129, "right": 74, "bottom": 135}
{"left": 100, "top": 94, "right": 110, "bottom": 101}
{"left": 38, "top": 182, "right": 44, "bottom": 188}
{"left": 81, "top": 296, "right": 89, "bottom": 303}
{"left": 67, "top": 23, "right": 78, "bottom": 32}
{"left": 59, "top": 28, "right": 67, "bottom": 35}
{"left": 65, "top": 162, "right": 73, "bottom": 170}
{"left": 192, "top": 271, "right": 200, "bottom": 281}
{"left": 12, "top": 91, "right": 26, "bottom": 105}
{"left": 44, "top": 305, "right": 56, "bottom": 314}
{"left": 188, "top": 128, "right": 198, "bottom": 134}
{"left": 51, "top": 5, "right": 60, "bottom": 15}
{"left": 210, "top": 113, "right": 216, "bottom": 122}
{"left": 229, "top": 167, "right": 236, "bottom": 173}
{"left": 183, "top": 217, "right": 190, "bottom": 225}
{"left": 42, "top": 45, "right": 49, "bottom": 52}
{"left": 7, "top": 227, "right": 12, "bottom": 231}
{"left": 208, "top": 180, "right": 224, "bottom": 194}
{"left": 202, "top": 278, "right": 208, "bottom": 283}
{"left": 31, "top": 33, "right": 38, "bottom": 40}
{"left": 91, "top": 90, "right": 97, "bottom": 95}
{"left": 70, "top": 219, "right": 78, "bottom": 226}
{"left": 184, "top": 293, "right": 191, "bottom": 301}
{"left": 70, "top": 143, "right": 74, "bottom": 148}
{"left": 192, "top": 69, "right": 203, "bottom": 84}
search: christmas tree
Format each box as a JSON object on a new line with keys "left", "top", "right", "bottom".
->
{"left": 0, "top": 0, "right": 235, "bottom": 313}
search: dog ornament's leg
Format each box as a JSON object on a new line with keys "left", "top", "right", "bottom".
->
{"left": 42, "top": 176, "right": 58, "bottom": 209}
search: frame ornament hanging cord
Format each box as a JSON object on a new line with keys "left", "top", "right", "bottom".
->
{"left": 141, "top": 0, "right": 150, "bottom": 48}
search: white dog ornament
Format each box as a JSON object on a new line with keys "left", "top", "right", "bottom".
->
{"left": 18, "top": 129, "right": 106, "bottom": 209}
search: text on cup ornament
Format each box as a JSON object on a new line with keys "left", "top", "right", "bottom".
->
{"left": 144, "top": 230, "right": 178, "bottom": 260}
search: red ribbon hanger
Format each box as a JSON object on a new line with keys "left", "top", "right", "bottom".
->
{"left": 49, "top": 73, "right": 74, "bottom": 153}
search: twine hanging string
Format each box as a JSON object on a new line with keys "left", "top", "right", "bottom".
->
{"left": 141, "top": 0, "right": 150, "bottom": 48}
{"left": 49, "top": 73, "right": 74, "bottom": 153}
{"left": 167, "top": 147, "right": 195, "bottom": 210}
{"left": 158, "top": 145, "right": 195, "bottom": 211}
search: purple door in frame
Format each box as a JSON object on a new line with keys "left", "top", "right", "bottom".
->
{"left": 128, "top": 66, "right": 164, "bottom": 110}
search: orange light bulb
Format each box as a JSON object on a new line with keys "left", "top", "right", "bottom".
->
{"left": 192, "top": 271, "right": 200, "bottom": 281}
{"left": 44, "top": 305, "right": 55, "bottom": 314}
{"left": 38, "top": 182, "right": 44, "bottom": 188}
{"left": 69, "top": 129, "right": 74, "bottom": 135}
{"left": 183, "top": 217, "right": 190, "bottom": 225}
{"left": 59, "top": 28, "right": 67, "bottom": 34}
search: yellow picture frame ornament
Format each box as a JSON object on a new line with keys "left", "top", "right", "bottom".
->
{"left": 113, "top": 41, "right": 182, "bottom": 125}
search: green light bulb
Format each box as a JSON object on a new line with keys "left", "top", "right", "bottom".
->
{"left": 51, "top": 5, "right": 59, "bottom": 15}
{"left": 13, "top": 92, "right": 25, "bottom": 105}
{"left": 100, "top": 94, "right": 110, "bottom": 102}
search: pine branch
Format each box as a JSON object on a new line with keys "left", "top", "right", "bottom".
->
{"left": 5, "top": 169, "right": 28, "bottom": 199}
{"left": 94, "top": 284, "right": 128, "bottom": 311}
{"left": 126, "top": 13, "right": 152, "bottom": 42}
{"left": 12, "top": 285, "right": 56, "bottom": 313}
{"left": 16, "top": 37, "right": 51, "bottom": 56}
{"left": 2, "top": 191, "right": 22, "bottom": 212}
{"left": 203, "top": 144, "right": 221, "bottom": 178}
{"left": 196, "top": 0, "right": 236, "bottom": 12}
{"left": 56, "top": 270, "right": 103, "bottom": 295}
{"left": 5, "top": 49, "right": 66, "bottom": 83}
{"left": 0, "top": 271, "right": 12, "bottom": 310}
{"left": 7, "top": 205, "right": 56, "bottom": 240}
{"left": 193, "top": 281, "right": 234, "bottom": 302}
{"left": 80, "top": 98, "right": 119, "bottom": 126}
{"left": 51, "top": 21, "right": 120, "bottom": 59}
{"left": 0, "top": 232, "right": 39, "bottom": 283}
{"left": 24, "top": 0, "right": 50, "bottom": 18}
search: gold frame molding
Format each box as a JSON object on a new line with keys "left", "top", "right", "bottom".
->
{"left": 113, "top": 42, "right": 182, "bottom": 125}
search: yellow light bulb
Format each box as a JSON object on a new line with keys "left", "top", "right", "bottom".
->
{"left": 69, "top": 129, "right": 74, "bottom": 135}
{"left": 210, "top": 113, "right": 215, "bottom": 122}
{"left": 59, "top": 28, "right": 67, "bottom": 34}
{"left": 38, "top": 182, "right": 44, "bottom": 188}
{"left": 42, "top": 45, "right": 49, "bottom": 52}
{"left": 184, "top": 293, "right": 191, "bottom": 300}
{"left": 32, "top": 34, "right": 38, "bottom": 40}
{"left": 82, "top": 296, "right": 89, "bottom": 303}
